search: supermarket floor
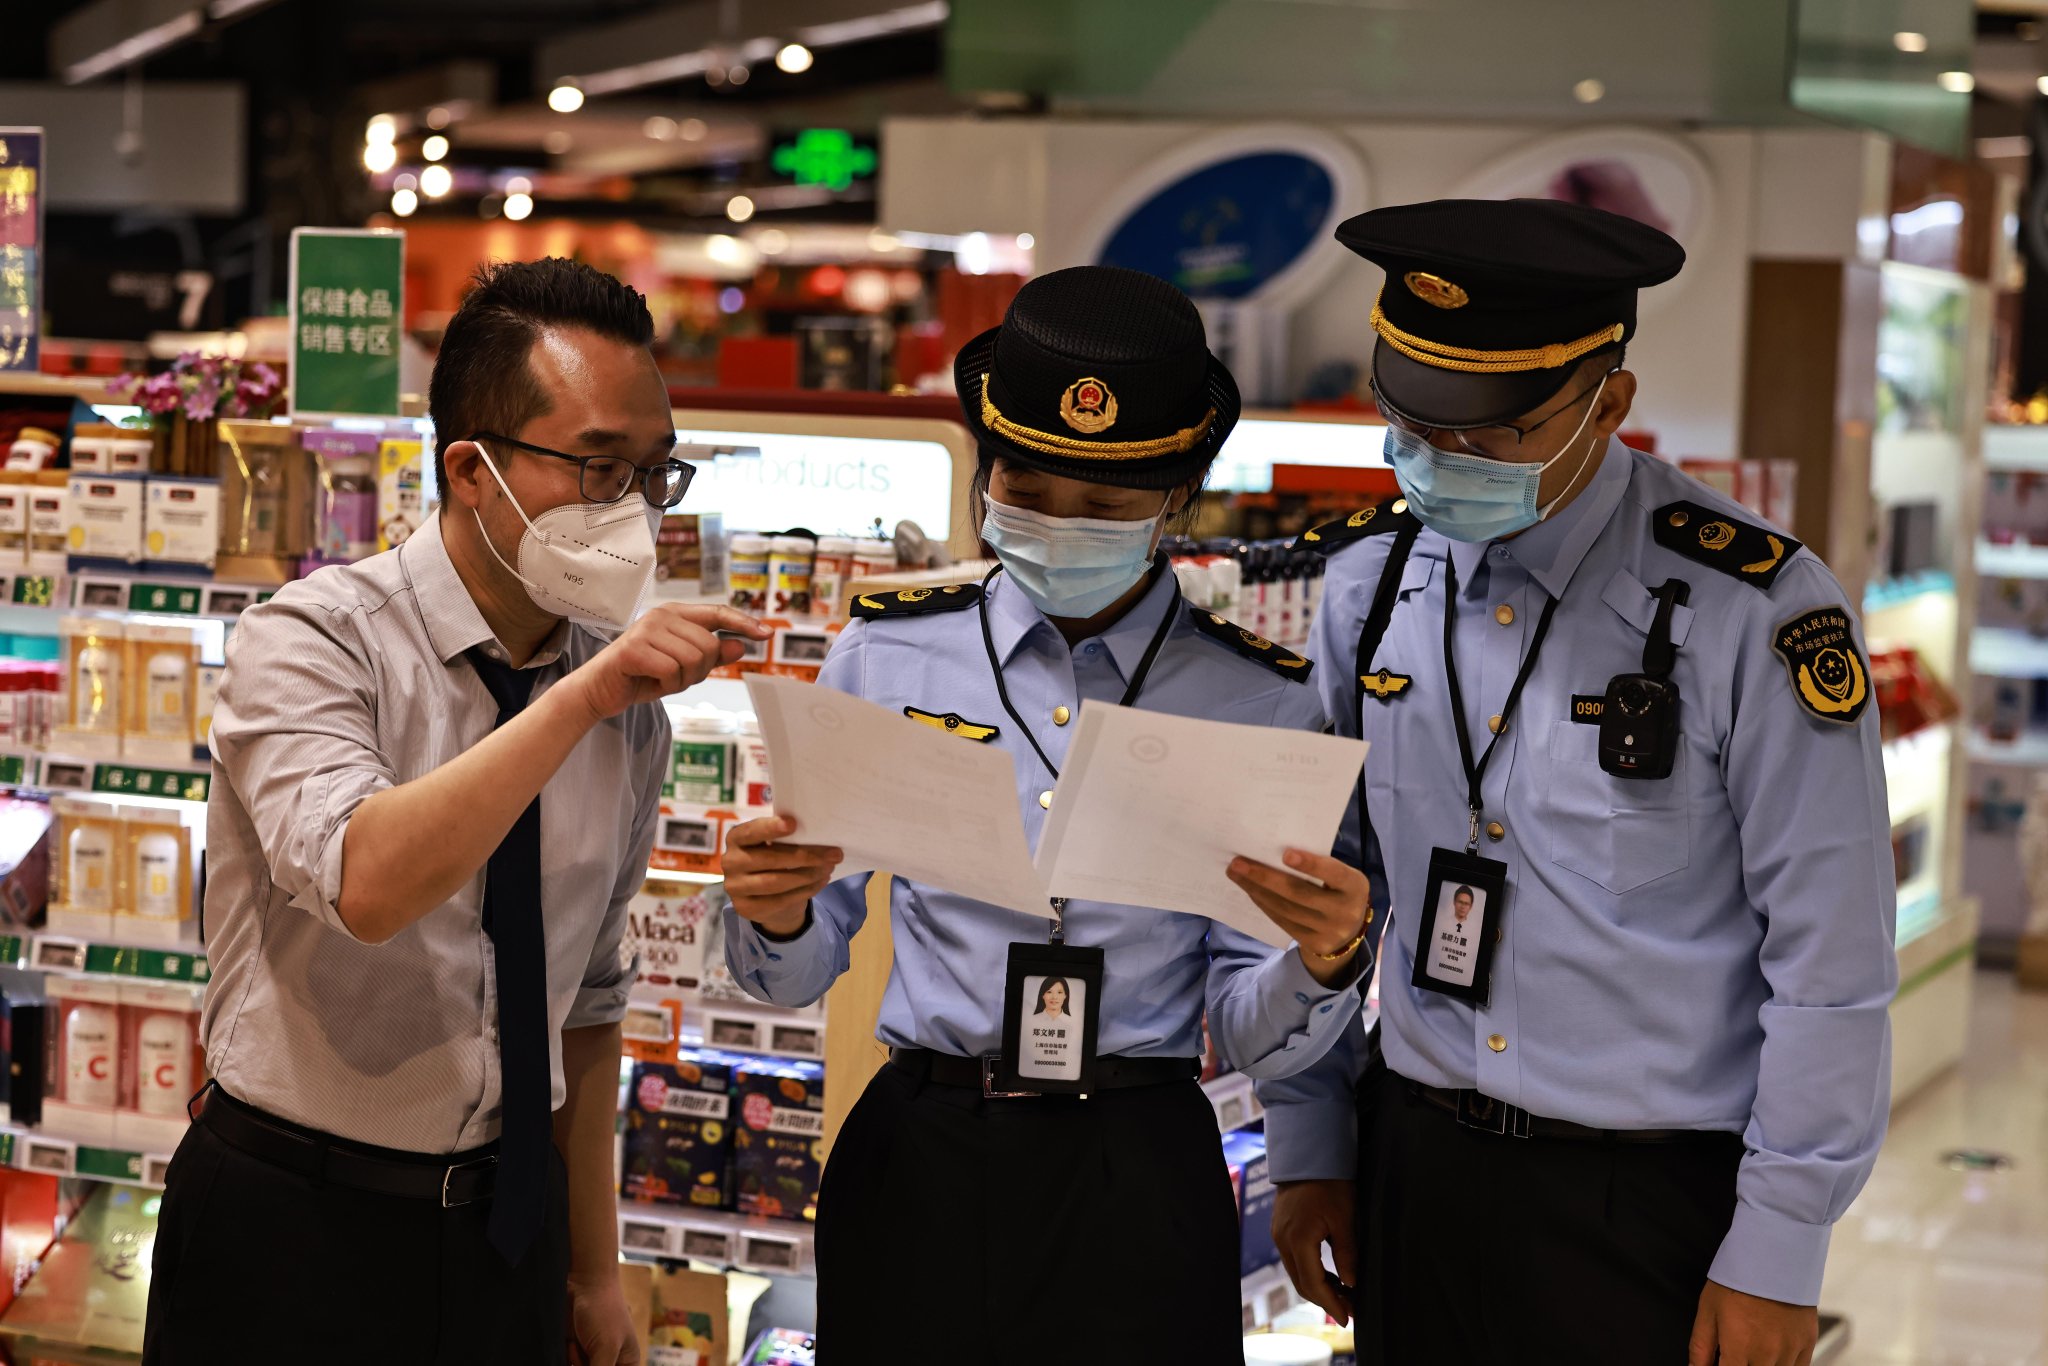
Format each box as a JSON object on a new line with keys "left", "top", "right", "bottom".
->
{"left": 1822, "top": 970, "right": 2048, "bottom": 1365}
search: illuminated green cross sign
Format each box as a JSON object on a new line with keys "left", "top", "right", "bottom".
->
{"left": 772, "top": 129, "right": 878, "bottom": 192}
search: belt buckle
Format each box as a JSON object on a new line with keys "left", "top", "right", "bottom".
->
{"left": 441, "top": 1154, "right": 498, "bottom": 1208}
{"left": 980, "top": 1055, "right": 1040, "bottom": 1100}
{"left": 1455, "top": 1090, "right": 1530, "bottom": 1138}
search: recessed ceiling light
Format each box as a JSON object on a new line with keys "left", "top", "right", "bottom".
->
{"left": 366, "top": 115, "right": 397, "bottom": 144}
{"left": 548, "top": 83, "right": 585, "bottom": 114}
{"left": 1894, "top": 31, "right": 1929, "bottom": 54}
{"left": 680, "top": 118, "right": 708, "bottom": 141}
{"left": 1938, "top": 70, "right": 1975, "bottom": 94}
{"left": 1017, "top": 232, "right": 1035, "bottom": 250}
{"left": 776, "top": 43, "right": 814, "bottom": 74}
{"left": 420, "top": 164, "right": 454, "bottom": 198}
{"left": 363, "top": 141, "right": 397, "bottom": 173}
{"left": 727, "top": 194, "right": 757, "bottom": 223}
{"left": 426, "top": 106, "right": 452, "bottom": 130}
{"left": 644, "top": 116, "right": 678, "bottom": 140}
{"left": 544, "top": 131, "right": 574, "bottom": 155}
{"left": 1573, "top": 78, "right": 1605, "bottom": 104}
{"left": 505, "top": 192, "right": 534, "bottom": 222}
{"left": 506, "top": 175, "right": 534, "bottom": 195}
{"left": 391, "top": 188, "right": 418, "bottom": 217}
{"left": 422, "top": 135, "right": 449, "bottom": 162}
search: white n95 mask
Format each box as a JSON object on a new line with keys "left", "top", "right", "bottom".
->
{"left": 473, "top": 442, "right": 660, "bottom": 630}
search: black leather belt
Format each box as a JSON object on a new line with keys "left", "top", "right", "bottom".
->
{"left": 1409, "top": 1082, "right": 1719, "bottom": 1145}
{"left": 889, "top": 1048, "right": 1198, "bottom": 1097}
{"left": 199, "top": 1085, "right": 500, "bottom": 1207}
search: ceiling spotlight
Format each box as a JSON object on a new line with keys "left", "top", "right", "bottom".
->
{"left": 1017, "top": 232, "right": 1035, "bottom": 250}
{"left": 680, "top": 118, "right": 708, "bottom": 141}
{"left": 391, "top": 188, "right": 418, "bottom": 217}
{"left": 868, "top": 229, "right": 900, "bottom": 253}
{"left": 1938, "top": 70, "right": 1975, "bottom": 94}
{"left": 727, "top": 194, "right": 757, "bottom": 223}
{"left": 366, "top": 115, "right": 397, "bottom": 144}
{"left": 544, "top": 131, "right": 574, "bottom": 155}
{"left": 1572, "top": 78, "right": 1606, "bottom": 104}
{"left": 506, "top": 175, "right": 534, "bottom": 195}
{"left": 363, "top": 141, "right": 398, "bottom": 174}
{"left": 776, "top": 43, "right": 814, "bottom": 74}
{"left": 644, "top": 116, "right": 678, "bottom": 140}
{"left": 426, "top": 106, "right": 452, "bottom": 130}
{"left": 756, "top": 227, "right": 790, "bottom": 255}
{"left": 957, "top": 231, "right": 992, "bottom": 276}
{"left": 1893, "top": 31, "right": 1929, "bottom": 54}
{"left": 420, "top": 163, "right": 454, "bottom": 198}
{"left": 422, "top": 135, "right": 449, "bottom": 162}
{"left": 728, "top": 64, "right": 751, "bottom": 86}
{"left": 707, "top": 234, "right": 744, "bottom": 266}
{"left": 2037, "top": 75, "right": 2048, "bottom": 95}
{"left": 394, "top": 172, "right": 418, "bottom": 191}
{"left": 548, "top": 83, "right": 585, "bottom": 113}
{"left": 505, "top": 192, "right": 534, "bottom": 221}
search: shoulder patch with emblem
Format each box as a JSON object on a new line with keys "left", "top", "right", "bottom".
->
{"left": 1187, "top": 608, "right": 1314, "bottom": 681}
{"left": 1771, "top": 605, "right": 1869, "bottom": 725}
{"left": 1293, "top": 498, "right": 1419, "bottom": 556}
{"left": 1652, "top": 501, "right": 1800, "bottom": 589}
{"left": 903, "top": 707, "right": 999, "bottom": 741}
{"left": 850, "top": 583, "right": 983, "bottom": 620}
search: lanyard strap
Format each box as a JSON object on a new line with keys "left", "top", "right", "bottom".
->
{"left": 977, "top": 554, "right": 1181, "bottom": 783}
{"left": 1441, "top": 554, "right": 1560, "bottom": 853}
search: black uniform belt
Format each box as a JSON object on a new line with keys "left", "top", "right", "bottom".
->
{"left": 198, "top": 1084, "right": 501, "bottom": 1207}
{"left": 1408, "top": 1081, "right": 1720, "bottom": 1144}
{"left": 889, "top": 1048, "right": 1198, "bottom": 1095}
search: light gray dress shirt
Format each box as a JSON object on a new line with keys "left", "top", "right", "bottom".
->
{"left": 200, "top": 512, "right": 669, "bottom": 1154}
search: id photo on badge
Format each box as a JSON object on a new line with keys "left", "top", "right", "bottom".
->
{"left": 1426, "top": 882, "right": 1485, "bottom": 987}
{"left": 1016, "top": 975, "right": 1085, "bottom": 1082}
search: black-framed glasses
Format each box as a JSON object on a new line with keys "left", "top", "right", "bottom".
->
{"left": 1370, "top": 369, "right": 1618, "bottom": 462}
{"left": 470, "top": 431, "right": 696, "bottom": 508}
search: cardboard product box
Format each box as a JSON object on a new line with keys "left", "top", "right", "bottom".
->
{"left": 731, "top": 1056, "right": 825, "bottom": 1222}
{"left": 0, "top": 1183, "right": 157, "bottom": 1355}
{"left": 65, "top": 475, "right": 145, "bottom": 564}
{"left": 143, "top": 477, "right": 222, "bottom": 570}
{"left": 377, "top": 437, "right": 425, "bottom": 552}
{"left": 1223, "top": 1128, "right": 1281, "bottom": 1277}
{"left": 25, "top": 479, "right": 68, "bottom": 564}
{"left": 653, "top": 512, "right": 725, "bottom": 597}
{"left": 623, "top": 1052, "right": 739, "bottom": 1209}
{"left": 0, "top": 1168, "right": 60, "bottom": 1316}
{"left": 626, "top": 881, "right": 714, "bottom": 994}
{"left": 646, "top": 1264, "right": 731, "bottom": 1366}
{"left": 0, "top": 797, "right": 51, "bottom": 930}
{"left": 0, "top": 481, "right": 27, "bottom": 560}
{"left": 41, "top": 977, "right": 124, "bottom": 1146}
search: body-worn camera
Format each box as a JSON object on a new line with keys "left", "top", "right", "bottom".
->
{"left": 1598, "top": 580, "right": 1689, "bottom": 780}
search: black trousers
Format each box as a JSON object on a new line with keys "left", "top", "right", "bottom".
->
{"left": 817, "top": 1061, "right": 1243, "bottom": 1364}
{"left": 142, "top": 1102, "right": 570, "bottom": 1366}
{"left": 1355, "top": 1069, "right": 1742, "bottom": 1366}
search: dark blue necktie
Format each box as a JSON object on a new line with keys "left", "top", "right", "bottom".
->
{"left": 465, "top": 649, "right": 550, "bottom": 1266}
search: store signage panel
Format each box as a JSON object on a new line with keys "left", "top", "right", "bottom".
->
{"left": 677, "top": 429, "right": 955, "bottom": 540}
{"left": 771, "top": 129, "right": 878, "bottom": 192}
{"left": 0, "top": 128, "right": 43, "bottom": 374}
{"left": 288, "top": 228, "right": 404, "bottom": 419}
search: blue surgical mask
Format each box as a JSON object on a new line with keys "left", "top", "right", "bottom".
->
{"left": 1385, "top": 376, "right": 1608, "bottom": 543}
{"left": 982, "top": 495, "right": 1168, "bottom": 619}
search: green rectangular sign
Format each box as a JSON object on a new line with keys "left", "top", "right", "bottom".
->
{"left": 290, "top": 228, "right": 404, "bottom": 419}
{"left": 128, "top": 582, "right": 203, "bottom": 615}
{"left": 94, "top": 765, "right": 209, "bottom": 802}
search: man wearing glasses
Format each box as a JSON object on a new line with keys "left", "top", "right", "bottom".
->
{"left": 146, "top": 258, "right": 768, "bottom": 1366}
{"left": 1259, "top": 201, "right": 1895, "bottom": 1366}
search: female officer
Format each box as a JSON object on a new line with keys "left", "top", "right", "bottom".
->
{"left": 720, "top": 266, "right": 1373, "bottom": 1359}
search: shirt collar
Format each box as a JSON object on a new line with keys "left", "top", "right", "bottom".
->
{"left": 1446, "top": 436, "right": 1630, "bottom": 600}
{"left": 986, "top": 561, "right": 1181, "bottom": 681}
{"left": 401, "top": 512, "right": 572, "bottom": 668}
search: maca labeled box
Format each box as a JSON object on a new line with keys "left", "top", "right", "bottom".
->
{"left": 731, "top": 1056, "right": 824, "bottom": 1222}
{"left": 622, "top": 1051, "right": 740, "bottom": 1210}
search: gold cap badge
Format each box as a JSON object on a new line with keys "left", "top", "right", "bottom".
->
{"left": 1404, "top": 271, "right": 1469, "bottom": 310}
{"left": 1059, "top": 377, "right": 1118, "bottom": 434}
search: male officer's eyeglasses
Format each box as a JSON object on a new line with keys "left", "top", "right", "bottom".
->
{"left": 469, "top": 431, "right": 697, "bottom": 509}
{"left": 1370, "top": 368, "right": 1618, "bottom": 462}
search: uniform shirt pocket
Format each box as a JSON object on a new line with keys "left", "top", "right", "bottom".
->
{"left": 1546, "top": 719, "right": 1691, "bottom": 895}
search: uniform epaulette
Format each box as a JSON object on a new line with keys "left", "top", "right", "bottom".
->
{"left": 849, "top": 583, "right": 983, "bottom": 620}
{"left": 1651, "top": 501, "right": 1800, "bottom": 590}
{"left": 1187, "top": 608, "right": 1314, "bottom": 682}
{"left": 1292, "top": 498, "right": 1418, "bottom": 555}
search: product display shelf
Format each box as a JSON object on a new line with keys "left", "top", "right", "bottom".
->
{"left": 1975, "top": 541, "right": 2048, "bottom": 580}
{"left": 1965, "top": 729, "right": 2048, "bottom": 766}
{"left": 0, "top": 751, "right": 211, "bottom": 806}
{"left": 12, "top": 933, "right": 207, "bottom": 984}
{"left": 616, "top": 1199, "right": 816, "bottom": 1278}
{"left": 0, "top": 374, "right": 122, "bottom": 405}
{"left": 0, "top": 1123, "right": 174, "bottom": 1191}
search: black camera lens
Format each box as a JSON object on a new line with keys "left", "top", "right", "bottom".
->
{"left": 1619, "top": 680, "right": 1652, "bottom": 715}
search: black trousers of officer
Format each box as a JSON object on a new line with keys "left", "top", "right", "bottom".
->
{"left": 817, "top": 1059, "right": 1243, "bottom": 1364}
{"left": 1355, "top": 1068, "right": 1743, "bottom": 1365}
{"left": 142, "top": 1098, "right": 570, "bottom": 1366}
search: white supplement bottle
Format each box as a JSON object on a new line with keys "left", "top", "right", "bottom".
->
{"left": 74, "top": 639, "right": 121, "bottom": 733}
{"left": 145, "top": 651, "right": 190, "bottom": 738}
{"left": 67, "top": 822, "right": 114, "bottom": 910}
{"left": 135, "top": 830, "right": 181, "bottom": 919}
{"left": 65, "top": 1003, "right": 118, "bottom": 1107}
{"left": 136, "top": 1012, "right": 194, "bottom": 1116}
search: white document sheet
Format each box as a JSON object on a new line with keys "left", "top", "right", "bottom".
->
{"left": 743, "top": 675, "right": 1049, "bottom": 917}
{"left": 1034, "top": 703, "right": 1368, "bottom": 947}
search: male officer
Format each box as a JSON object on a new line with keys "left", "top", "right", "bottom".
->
{"left": 1260, "top": 199, "right": 1896, "bottom": 1366}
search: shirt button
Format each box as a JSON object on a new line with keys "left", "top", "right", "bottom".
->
{"left": 1295, "top": 992, "right": 1312, "bottom": 1005}
{"left": 1085, "top": 643, "right": 1101, "bottom": 654}
{"left": 1319, "top": 1003, "right": 1334, "bottom": 1014}
{"left": 1487, "top": 714, "right": 1505, "bottom": 735}
{"left": 1053, "top": 706, "right": 1071, "bottom": 726}
{"left": 1039, "top": 790, "right": 1053, "bottom": 809}
{"left": 1487, "top": 1033, "right": 1508, "bottom": 1053}
{"left": 1495, "top": 604, "right": 1515, "bottom": 626}
{"left": 1487, "top": 821, "right": 1505, "bottom": 842}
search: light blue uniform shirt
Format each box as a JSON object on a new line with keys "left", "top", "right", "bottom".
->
{"left": 1258, "top": 440, "right": 1896, "bottom": 1306}
{"left": 725, "top": 565, "right": 1366, "bottom": 1078}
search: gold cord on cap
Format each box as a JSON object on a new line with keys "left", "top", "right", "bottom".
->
{"left": 1369, "top": 292, "right": 1626, "bottom": 375}
{"left": 981, "top": 376, "right": 1215, "bottom": 461}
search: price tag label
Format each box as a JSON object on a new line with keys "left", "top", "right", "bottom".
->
{"left": 0, "top": 936, "right": 24, "bottom": 966}
{"left": 0, "top": 755, "right": 25, "bottom": 785}
{"left": 143, "top": 1154, "right": 174, "bottom": 1187}
{"left": 740, "top": 1232, "right": 804, "bottom": 1274}
{"left": 619, "top": 1214, "right": 684, "bottom": 1260}
{"left": 33, "top": 937, "right": 88, "bottom": 972}
{"left": 94, "top": 766, "right": 209, "bottom": 803}
{"left": 21, "top": 1137, "right": 76, "bottom": 1176}
{"left": 127, "top": 583, "right": 204, "bottom": 615}
{"left": 76, "top": 1146, "right": 144, "bottom": 1182}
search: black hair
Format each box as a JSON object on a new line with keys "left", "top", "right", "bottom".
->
{"left": 1454, "top": 886, "right": 1475, "bottom": 903}
{"left": 426, "top": 258, "right": 656, "bottom": 509}
{"left": 1034, "top": 976, "right": 1072, "bottom": 1016}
